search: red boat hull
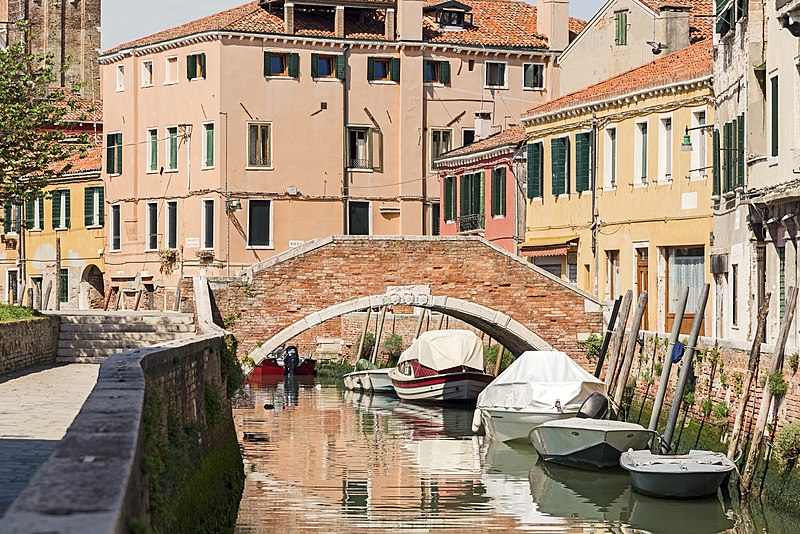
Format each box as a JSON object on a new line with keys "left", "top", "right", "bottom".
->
{"left": 251, "top": 358, "right": 316, "bottom": 376}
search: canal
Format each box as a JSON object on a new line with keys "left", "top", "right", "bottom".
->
{"left": 232, "top": 377, "right": 794, "bottom": 533}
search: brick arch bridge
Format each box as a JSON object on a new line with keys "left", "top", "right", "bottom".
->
{"left": 207, "top": 236, "right": 606, "bottom": 371}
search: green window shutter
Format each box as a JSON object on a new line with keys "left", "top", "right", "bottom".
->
{"left": 771, "top": 75, "right": 779, "bottom": 157}
{"left": 59, "top": 269, "right": 68, "bottom": 303}
{"left": 564, "top": 138, "right": 571, "bottom": 194}
{"left": 311, "top": 53, "right": 319, "bottom": 78}
{"left": 712, "top": 129, "right": 720, "bottom": 196}
{"left": 492, "top": 167, "right": 506, "bottom": 217}
{"left": 460, "top": 175, "right": 469, "bottom": 218}
{"left": 444, "top": 177, "right": 453, "bottom": 221}
{"left": 150, "top": 130, "right": 158, "bottom": 171}
{"left": 3, "top": 202, "right": 10, "bottom": 234}
{"left": 551, "top": 138, "right": 565, "bottom": 195}
{"left": 187, "top": 55, "right": 197, "bottom": 80}
{"left": 731, "top": 117, "right": 738, "bottom": 191}
{"left": 199, "top": 53, "right": 207, "bottom": 77}
{"left": 98, "top": 188, "right": 105, "bottom": 226}
{"left": 390, "top": 58, "right": 400, "bottom": 83}
{"left": 116, "top": 133, "right": 123, "bottom": 174}
{"left": 38, "top": 198, "right": 44, "bottom": 230}
{"left": 527, "top": 143, "right": 536, "bottom": 199}
{"left": 737, "top": 114, "right": 745, "bottom": 188}
{"left": 615, "top": 12, "right": 621, "bottom": 45}
{"left": 723, "top": 122, "right": 732, "bottom": 192}
{"left": 620, "top": 12, "right": 627, "bottom": 45}
{"left": 24, "top": 199, "right": 33, "bottom": 230}
{"left": 205, "top": 125, "right": 215, "bottom": 167}
{"left": 367, "top": 57, "right": 375, "bottom": 81}
{"left": 479, "top": 171, "right": 485, "bottom": 216}
{"left": 336, "top": 55, "right": 346, "bottom": 80}
{"left": 264, "top": 52, "right": 272, "bottom": 76}
{"left": 491, "top": 169, "right": 499, "bottom": 216}
{"left": 84, "top": 187, "right": 93, "bottom": 227}
{"left": 170, "top": 131, "right": 178, "bottom": 169}
{"left": 288, "top": 53, "right": 299, "bottom": 78}
{"left": 52, "top": 191, "right": 61, "bottom": 229}
{"left": 106, "top": 135, "right": 114, "bottom": 174}
{"left": 63, "top": 190, "right": 71, "bottom": 228}
{"left": 440, "top": 61, "right": 450, "bottom": 85}
{"left": 523, "top": 64, "right": 533, "bottom": 88}
{"left": 576, "top": 133, "right": 590, "bottom": 192}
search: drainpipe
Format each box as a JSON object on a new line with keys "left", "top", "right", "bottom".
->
{"left": 591, "top": 112, "right": 600, "bottom": 298}
{"left": 342, "top": 44, "right": 350, "bottom": 235}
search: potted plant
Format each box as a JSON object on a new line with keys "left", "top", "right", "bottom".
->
{"left": 157, "top": 249, "right": 179, "bottom": 274}
{"left": 196, "top": 250, "right": 214, "bottom": 262}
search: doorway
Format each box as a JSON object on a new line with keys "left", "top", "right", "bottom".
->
{"left": 636, "top": 248, "right": 649, "bottom": 330}
{"left": 6, "top": 269, "right": 18, "bottom": 305}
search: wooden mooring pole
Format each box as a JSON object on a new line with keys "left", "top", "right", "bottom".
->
{"left": 413, "top": 308, "right": 426, "bottom": 340}
{"left": 594, "top": 296, "right": 622, "bottom": 378}
{"left": 494, "top": 345, "right": 505, "bottom": 376}
{"left": 606, "top": 290, "right": 633, "bottom": 391}
{"left": 371, "top": 305, "right": 388, "bottom": 365}
{"left": 354, "top": 307, "right": 372, "bottom": 362}
{"left": 740, "top": 286, "right": 799, "bottom": 497}
{"left": 613, "top": 291, "right": 648, "bottom": 410}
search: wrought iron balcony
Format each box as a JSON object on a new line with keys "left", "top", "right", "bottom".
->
{"left": 458, "top": 213, "right": 485, "bottom": 233}
{"left": 347, "top": 158, "right": 371, "bottom": 170}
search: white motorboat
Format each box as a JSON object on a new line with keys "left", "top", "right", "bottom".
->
{"left": 388, "top": 330, "right": 493, "bottom": 403}
{"left": 342, "top": 368, "right": 395, "bottom": 392}
{"left": 529, "top": 418, "right": 656, "bottom": 470}
{"left": 472, "top": 351, "right": 607, "bottom": 442}
{"left": 619, "top": 450, "right": 736, "bottom": 499}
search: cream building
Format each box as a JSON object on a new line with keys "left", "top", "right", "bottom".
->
{"left": 98, "top": 0, "right": 587, "bottom": 299}
{"left": 521, "top": 40, "right": 714, "bottom": 334}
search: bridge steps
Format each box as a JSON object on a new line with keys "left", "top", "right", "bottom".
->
{"left": 52, "top": 312, "right": 196, "bottom": 363}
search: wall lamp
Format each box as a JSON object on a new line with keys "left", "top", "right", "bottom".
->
{"left": 225, "top": 199, "right": 242, "bottom": 212}
{"left": 681, "top": 124, "right": 714, "bottom": 152}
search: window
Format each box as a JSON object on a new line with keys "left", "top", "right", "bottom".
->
{"left": 116, "top": 65, "right": 125, "bottom": 91}
{"left": 106, "top": 133, "right": 123, "bottom": 175}
{"left": 459, "top": 172, "right": 484, "bottom": 232}
{"left": 264, "top": 52, "right": 299, "bottom": 78}
{"left": 444, "top": 176, "right": 456, "bottom": 222}
{"left": 166, "top": 126, "right": 178, "bottom": 171}
{"left": 368, "top": 57, "right": 399, "bottom": 82}
{"left": 51, "top": 190, "right": 71, "bottom": 230}
{"left": 771, "top": 75, "right": 779, "bottom": 157}
{"left": 165, "top": 201, "right": 178, "bottom": 249}
{"left": 2, "top": 202, "right": 16, "bottom": 234}
{"left": 668, "top": 247, "right": 705, "bottom": 314}
{"left": 348, "top": 201, "right": 371, "bottom": 235}
{"left": 523, "top": 63, "right": 545, "bottom": 90}
{"left": 202, "top": 199, "right": 214, "bottom": 249}
{"left": 436, "top": 9, "right": 472, "bottom": 27}
{"left": 248, "top": 123, "right": 272, "bottom": 168}
{"left": 635, "top": 121, "right": 648, "bottom": 185}
{"left": 146, "top": 202, "right": 158, "bottom": 251}
{"left": 203, "top": 123, "right": 215, "bottom": 168}
{"left": 485, "top": 62, "right": 506, "bottom": 88}
{"left": 659, "top": 117, "right": 673, "bottom": 181}
{"left": 527, "top": 141, "right": 544, "bottom": 199}
{"left": 187, "top": 52, "right": 206, "bottom": 80}
{"left": 147, "top": 128, "right": 158, "bottom": 173}
{"left": 59, "top": 269, "right": 68, "bottom": 303}
{"left": 346, "top": 126, "right": 382, "bottom": 170}
{"left": 248, "top": 200, "right": 272, "bottom": 248}
{"left": 462, "top": 128, "right": 475, "bottom": 146}
{"left": 575, "top": 132, "right": 591, "bottom": 193}
{"left": 25, "top": 197, "right": 44, "bottom": 231}
{"left": 731, "top": 263, "right": 739, "bottom": 327}
{"left": 615, "top": 11, "right": 628, "bottom": 46}
{"left": 424, "top": 60, "right": 451, "bottom": 85}
{"left": 534, "top": 256, "right": 563, "bottom": 278}
{"left": 110, "top": 204, "right": 121, "bottom": 251}
{"left": 165, "top": 56, "right": 178, "bottom": 84}
{"left": 691, "top": 111, "right": 707, "bottom": 179}
{"left": 431, "top": 203, "right": 440, "bottom": 235}
{"left": 551, "top": 136, "right": 570, "bottom": 196}
{"left": 430, "top": 129, "right": 453, "bottom": 168}
{"left": 83, "top": 187, "right": 104, "bottom": 228}
{"left": 567, "top": 253, "right": 578, "bottom": 284}
{"left": 141, "top": 60, "right": 153, "bottom": 87}
{"left": 491, "top": 167, "right": 506, "bottom": 217}
{"left": 607, "top": 250, "right": 620, "bottom": 299}
{"left": 311, "top": 53, "right": 345, "bottom": 80}
{"left": 605, "top": 127, "right": 617, "bottom": 188}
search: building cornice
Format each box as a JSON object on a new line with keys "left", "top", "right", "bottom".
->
{"left": 435, "top": 144, "right": 518, "bottom": 169}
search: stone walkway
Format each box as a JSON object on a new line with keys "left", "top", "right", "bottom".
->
{"left": 0, "top": 363, "right": 99, "bottom": 517}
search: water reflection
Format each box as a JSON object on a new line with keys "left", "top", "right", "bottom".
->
{"left": 234, "top": 384, "right": 740, "bottom": 533}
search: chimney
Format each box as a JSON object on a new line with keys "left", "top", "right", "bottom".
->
{"left": 335, "top": 6, "right": 345, "bottom": 39}
{"left": 385, "top": 8, "right": 396, "bottom": 40}
{"left": 537, "top": 0, "right": 570, "bottom": 52}
{"left": 284, "top": 3, "right": 295, "bottom": 35}
{"left": 658, "top": 5, "right": 691, "bottom": 53}
{"left": 474, "top": 111, "right": 492, "bottom": 141}
{"left": 397, "top": 0, "right": 423, "bottom": 41}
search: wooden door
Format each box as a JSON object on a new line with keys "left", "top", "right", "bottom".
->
{"left": 636, "top": 249, "right": 649, "bottom": 330}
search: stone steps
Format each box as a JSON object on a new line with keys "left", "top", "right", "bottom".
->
{"left": 54, "top": 312, "right": 197, "bottom": 363}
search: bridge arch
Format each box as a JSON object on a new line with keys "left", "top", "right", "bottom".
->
{"left": 247, "top": 293, "right": 553, "bottom": 371}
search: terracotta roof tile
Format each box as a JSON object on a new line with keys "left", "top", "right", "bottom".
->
{"left": 104, "top": 1, "right": 588, "bottom": 55}
{"left": 437, "top": 125, "right": 525, "bottom": 162}
{"left": 52, "top": 142, "right": 103, "bottom": 175}
{"left": 59, "top": 98, "right": 102, "bottom": 123}
{"left": 525, "top": 39, "right": 712, "bottom": 118}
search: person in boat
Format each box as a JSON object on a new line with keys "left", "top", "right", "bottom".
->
{"left": 283, "top": 345, "right": 300, "bottom": 375}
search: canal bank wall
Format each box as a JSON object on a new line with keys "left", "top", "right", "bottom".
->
{"left": 0, "top": 316, "right": 58, "bottom": 375}
{"left": 0, "top": 329, "right": 244, "bottom": 533}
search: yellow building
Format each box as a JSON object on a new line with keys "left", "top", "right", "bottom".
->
{"left": 520, "top": 40, "right": 715, "bottom": 334}
{"left": 22, "top": 143, "right": 106, "bottom": 310}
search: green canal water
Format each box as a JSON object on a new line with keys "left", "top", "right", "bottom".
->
{"left": 232, "top": 378, "right": 797, "bottom": 533}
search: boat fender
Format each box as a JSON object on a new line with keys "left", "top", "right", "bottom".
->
{"left": 471, "top": 409, "right": 483, "bottom": 433}
{"left": 671, "top": 341, "right": 686, "bottom": 363}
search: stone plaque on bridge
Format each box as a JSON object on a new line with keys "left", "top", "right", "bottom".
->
{"left": 385, "top": 285, "right": 431, "bottom": 306}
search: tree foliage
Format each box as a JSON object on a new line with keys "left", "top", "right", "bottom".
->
{"left": 0, "top": 27, "right": 93, "bottom": 206}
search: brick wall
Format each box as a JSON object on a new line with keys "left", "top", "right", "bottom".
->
{"left": 0, "top": 317, "right": 58, "bottom": 375}
{"left": 210, "top": 236, "right": 604, "bottom": 361}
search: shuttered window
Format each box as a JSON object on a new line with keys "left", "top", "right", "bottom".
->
{"left": 59, "top": 269, "right": 68, "bottom": 303}
{"left": 25, "top": 198, "right": 44, "bottom": 230}
{"left": 460, "top": 172, "right": 483, "bottom": 216}
{"left": 147, "top": 128, "right": 158, "bottom": 172}
{"left": 167, "top": 126, "right": 178, "bottom": 171}
{"left": 615, "top": 11, "right": 628, "bottom": 46}
{"left": 444, "top": 176, "right": 456, "bottom": 221}
{"left": 202, "top": 199, "right": 214, "bottom": 249}
{"left": 264, "top": 52, "right": 298, "bottom": 78}
{"left": 527, "top": 142, "right": 543, "bottom": 199}
{"left": 110, "top": 204, "right": 121, "bottom": 251}
{"left": 523, "top": 63, "right": 545, "bottom": 90}
{"left": 51, "top": 190, "right": 70, "bottom": 229}
{"left": 3, "top": 202, "right": 11, "bottom": 234}
{"left": 551, "top": 137, "right": 570, "bottom": 196}
{"left": 166, "top": 201, "right": 178, "bottom": 249}
{"left": 203, "top": 123, "right": 215, "bottom": 168}
{"left": 737, "top": 113, "right": 745, "bottom": 188}
{"left": 83, "top": 187, "right": 104, "bottom": 228}
{"left": 187, "top": 52, "right": 206, "bottom": 80}
{"left": 491, "top": 167, "right": 506, "bottom": 217}
{"left": 771, "top": 75, "right": 779, "bottom": 157}
{"left": 368, "top": 57, "right": 398, "bottom": 82}
{"left": 106, "top": 133, "right": 122, "bottom": 175}
{"left": 575, "top": 132, "right": 591, "bottom": 193}
{"left": 146, "top": 202, "right": 158, "bottom": 251}
{"left": 248, "top": 123, "right": 272, "bottom": 168}
{"left": 712, "top": 129, "right": 721, "bottom": 196}
{"left": 724, "top": 121, "right": 732, "bottom": 192}
{"left": 248, "top": 200, "right": 272, "bottom": 247}
{"left": 311, "top": 54, "right": 344, "bottom": 80}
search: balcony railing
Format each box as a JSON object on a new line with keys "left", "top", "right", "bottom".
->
{"left": 347, "top": 158, "right": 371, "bottom": 170}
{"left": 457, "top": 213, "right": 485, "bottom": 233}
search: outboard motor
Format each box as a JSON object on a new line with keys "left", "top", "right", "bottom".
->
{"left": 576, "top": 392, "right": 609, "bottom": 420}
{"left": 283, "top": 345, "right": 300, "bottom": 376}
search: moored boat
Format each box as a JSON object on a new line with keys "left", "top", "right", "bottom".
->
{"left": 342, "top": 368, "right": 395, "bottom": 392}
{"left": 472, "top": 351, "right": 607, "bottom": 442}
{"left": 619, "top": 449, "right": 736, "bottom": 499}
{"left": 388, "top": 330, "right": 493, "bottom": 403}
{"left": 251, "top": 345, "right": 316, "bottom": 376}
{"left": 529, "top": 417, "right": 656, "bottom": 470}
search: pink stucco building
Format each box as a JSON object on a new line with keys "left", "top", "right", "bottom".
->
{"left": 99, "top": 0, "right": 584, "bottom": 295}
